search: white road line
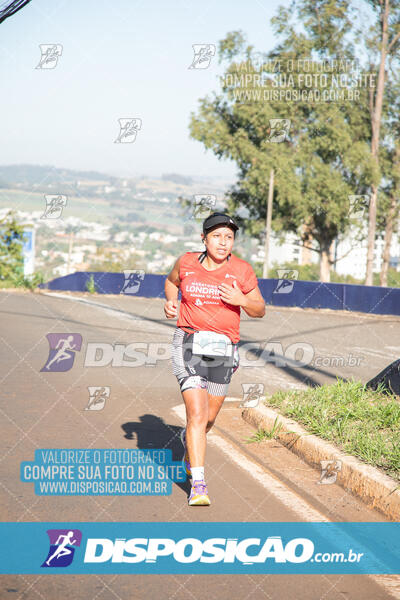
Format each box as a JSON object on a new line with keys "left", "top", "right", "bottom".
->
{"left": 172, "top": 403, "right": 328, "bottom": 522}
{"left": 171, "top": 404, "right": 400, "bottom": 598}
{"left": 40, "top": 292, "right": 142, "bottom": 323}
{"left": 39, "top": 292, "right": 172, "bottom": 338}
{"left": 33, "top": 294, "right": 400, "bottom": 596}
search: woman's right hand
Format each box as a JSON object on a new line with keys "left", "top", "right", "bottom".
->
{"left": 164, "top": 299, "right": 178, "bottom": 319}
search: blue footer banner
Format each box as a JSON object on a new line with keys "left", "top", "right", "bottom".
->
{"left": 1, "top": 522, "right": 399, "bottom": 574}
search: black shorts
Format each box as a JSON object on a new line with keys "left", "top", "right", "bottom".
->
{"left": 171, "top": 327, "right": 239, "bottom": 396}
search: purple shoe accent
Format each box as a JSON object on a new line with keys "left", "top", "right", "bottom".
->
{"left": 188, "top": 479, "right": 210, "bottom": 505}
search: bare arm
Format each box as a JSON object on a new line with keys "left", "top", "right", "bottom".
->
{"left": 164, "top": 256, "right": 182, "bottom": 319}
{"left": 241, "top": 285, "right": 265, "bottom": 318}
{"left": 218, "top": 282, "right": 265, "bottom": 318}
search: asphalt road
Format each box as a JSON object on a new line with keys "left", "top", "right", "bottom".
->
{"left": 1, "top": 289, "right": 400, "bottom": 600}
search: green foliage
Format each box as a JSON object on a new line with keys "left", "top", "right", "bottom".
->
{"left": 0, "top": 271, "right": 45, "bottom": 290}
{"left": 263, "top": 260, "right": 400, "bottom": 286}
{"left": 266, "top": 379, "right": 400, "bottom": 480}
{"left": 373, "top": 268, "right": 400, "bottom": 289}
{"left": 245, "top": 417, "right": 283, "bottom": 442}
{"left": 0, "top": 210, "right": 26, "bottom": 280}
{"left": 188, "top": 2, "right": 383, "bottom": 281}
{"left": 86, "top": 274, "right": 97, "bottom": 294}
{"left": 11, "top": 271, "right": 45, "bottom": 290}
{"left": 267, "top": 261, "right": 319, "bottom": 281}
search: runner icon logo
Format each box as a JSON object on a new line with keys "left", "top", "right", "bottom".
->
{"left": 40, "top": 333, "right": 82, "bottom": 372}
{"left": 273, "top": 269, "right": 299, "bottom": 294}
{"left": 36, "top": 44, "right": 63, "bottom": 69}
{"left": 41, "top": 195, "right": 67, "bottom": 219}
{"left": 267, "top": 118, "right": 291, "bottom": 143}
{"left": 41, "top": 529, "right": 82, "bottom": 568}
{"left": 318, "top": 460, "right": 342, "bottom": 485}
{"left": 85, "top": 386, "right": 110, "bottom": 411}
{"left": 114, "top": 118, "right": 142, "bottom": 144}
{"left": 191, "top": 194, "right": 216, "bottom": 219}
{"left": 121, "top": 270, "right": 145, "bottom": 294}
{"left": 188, "top": 44, "right": 216, "bottom": 70}
{"left": 240, "top": 383, "right": 265, "bottom": 408}
{"left": 348, "top": 195, "right": 370, "bottom": 220}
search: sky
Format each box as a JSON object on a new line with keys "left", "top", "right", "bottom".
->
{"left": 0, "top": 0, "right": 295, "bottom": 181}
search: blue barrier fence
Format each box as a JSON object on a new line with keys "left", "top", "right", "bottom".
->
{"left": 39, "top": 271, "right": 400, "bottom": 317}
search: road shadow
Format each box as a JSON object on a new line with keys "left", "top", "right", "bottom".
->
{"left": 237, "top": 339, "right": 345, "bottom": 388}
{"left": 121, "top": 414, "right": 191, "bottom": 497}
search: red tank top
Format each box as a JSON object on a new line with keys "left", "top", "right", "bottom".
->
{"left": 177, "top": 252, "right": 258, "bottom": 343}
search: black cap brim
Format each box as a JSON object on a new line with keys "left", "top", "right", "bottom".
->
{"left": 203, "top": 214, "right": 239, "bottom": 233}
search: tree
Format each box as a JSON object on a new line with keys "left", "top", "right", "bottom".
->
{"left": 0, "top": 210, "right": 26, "bottom": 280}
{"left": 189, "top": 3, "right": 372, "bottom": 281}
{"left": 362, "top": 0, "right": 400, "bottom": 285}
{"left": 377, "top": 75, "right": 400, "bottom": 286}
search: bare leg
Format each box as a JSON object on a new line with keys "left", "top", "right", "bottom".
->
{"left": 181, "top": 389, "right": 226, "bottom": 470}
{"left": 182, "top": 387, "right": 208, "bottom": 467}
{"left": 206, "top": 393, "right": 226, "bottom": 433}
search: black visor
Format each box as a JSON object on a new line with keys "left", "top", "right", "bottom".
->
{"left": 203, "top": 212, "right": 239, "bottom": 233}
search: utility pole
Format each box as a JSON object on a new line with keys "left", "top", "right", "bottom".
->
{"left": 262, "top": 168, "right": 274, "bottom": 278}
{"left": 67, "top": 230, "right": 73, "bottom": 274}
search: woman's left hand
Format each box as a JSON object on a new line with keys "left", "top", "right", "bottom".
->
{"left": 218, "top": 280, "right": 245, "bottom": 306}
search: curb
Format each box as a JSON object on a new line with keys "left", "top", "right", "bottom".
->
{"left": 241, "top": 402, "right": 400, "bottom": 521}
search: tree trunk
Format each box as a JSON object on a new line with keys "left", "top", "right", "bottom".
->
{"left": 380, "top": 195, "right": 396, "bottom": 287}
{"left": 365, "top": 0, "right": 390, "bottom": 286}
{"left": 319, "top": 241, "right": 332, "bottom": 282}
{"left": 366, "top": 184, "right": 378, "bottom": 285}
{"left": 67, "top": 231, "right": 73, "bottom": 274}
{"left": 262, "top": 169, "right": 274, "bottom": 278}
{"left": 300, "top": 223, "right": 313, "bottom": 265}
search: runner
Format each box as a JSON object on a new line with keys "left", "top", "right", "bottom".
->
{"left": 164, "top": 212, "right": 265, "bottom": 506}
{"left": 45, "top": 531, "right": 77, "bottom": 566}
{"left": 45, "top": 335, "right": 76, "bottom": 371}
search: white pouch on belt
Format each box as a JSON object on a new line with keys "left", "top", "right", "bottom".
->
{"left": 191, "top": 330, "right": 233, "bottom": 357}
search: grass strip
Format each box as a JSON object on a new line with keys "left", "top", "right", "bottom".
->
{"left": 259, "top": 379, "right": 400, "bottom": 482}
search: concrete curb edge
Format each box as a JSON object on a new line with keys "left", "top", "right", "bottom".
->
{"left": 240, "top": 402, "right": 400, "bottom": 521}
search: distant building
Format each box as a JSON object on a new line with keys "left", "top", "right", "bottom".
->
{"left": 253, "top": 228, "right": 399, "bottom": 280}
{"left": 334, "top": 228, "right": 400, "bottom": 279}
